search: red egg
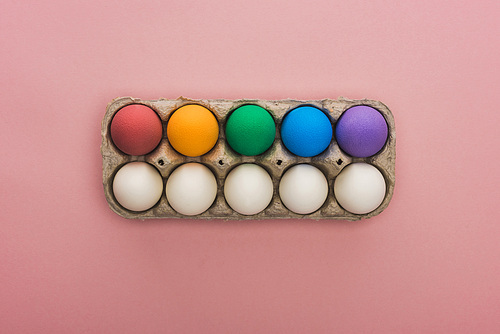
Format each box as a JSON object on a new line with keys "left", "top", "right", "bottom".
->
{"left": 110, "top": 104, "right": 163, "bottom": 155}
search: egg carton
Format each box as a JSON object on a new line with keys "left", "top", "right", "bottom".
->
{"left": 101, "top": 97, "right": 396, "bottom": 220}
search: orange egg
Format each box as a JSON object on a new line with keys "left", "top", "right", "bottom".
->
{"left": 167, "top": 104, "right": 219, "bottom": 157}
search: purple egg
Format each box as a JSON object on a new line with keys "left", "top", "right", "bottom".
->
{"left": 335, "top": 106, "right": 388, "bottom": 157}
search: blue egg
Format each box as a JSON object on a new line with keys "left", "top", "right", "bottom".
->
{"left": 280, "top": 106, "right": 333, "bottom": 157}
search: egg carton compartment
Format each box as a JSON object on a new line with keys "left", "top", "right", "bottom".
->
{"left": 101, "top": 97, "right": 396, "bottom": 220}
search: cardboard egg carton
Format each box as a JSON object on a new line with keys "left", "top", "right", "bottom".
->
{"left": 101, "top": 97, "right": 395, "bottom": 220}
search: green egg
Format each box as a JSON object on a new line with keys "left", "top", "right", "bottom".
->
{"left": 225, "top": 105, "right": 276, "bottom": 156}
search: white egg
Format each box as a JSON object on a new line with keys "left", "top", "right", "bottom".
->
{"left": 224, "top": 164, "right": 274, "bottom": 215}
{"left": 279, "top": 164, "right": 328, "bottom": 214}
{"left": 334, "top": 163, "right": 386, "bottom": 214}
{"left": 166, "top": 163, "right": 217, "bottom": 216}
{"left": 112, "top": 162, "right": 163, "bottom": 212}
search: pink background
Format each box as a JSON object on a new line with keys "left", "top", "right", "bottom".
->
{"left": 2, "top": 0, "right": 499, "bottom": 333}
